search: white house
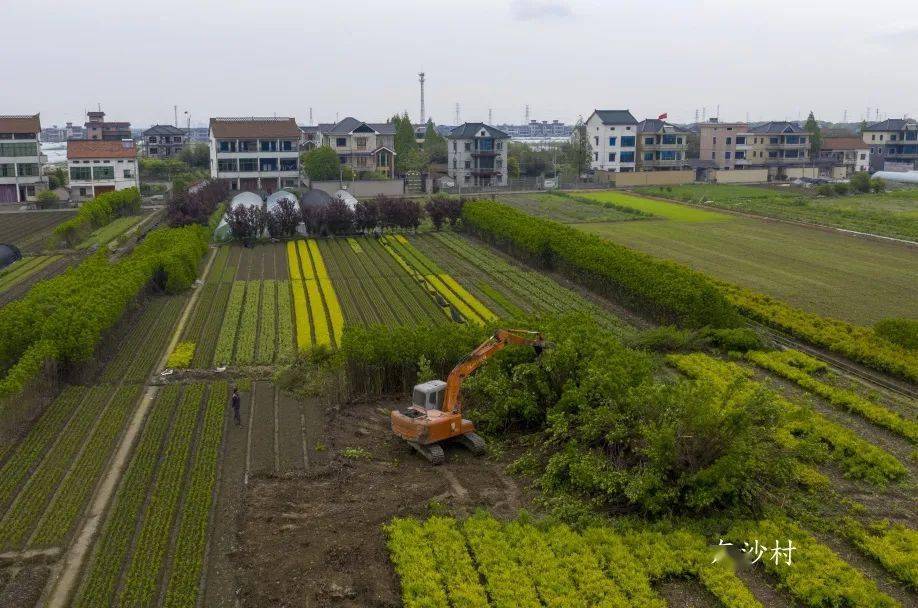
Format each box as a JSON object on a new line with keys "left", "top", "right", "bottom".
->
{"left": 209, "top": 117, "right": 301, "bottom": 193}
{"left": 67, "top": 139, "right": 138, "bottom": 202}
{"left": 0, "top": 114, "right": 47, "bottom": 204}
{"left": 447, "top": 123, "right": 510, "bottom": 187}
{"left": 585, "top": 109, "right": 639, "bottom": 172}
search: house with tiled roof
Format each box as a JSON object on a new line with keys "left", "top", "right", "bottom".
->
{"left": 861, "top": 118, "right": 918, "bottom": 171}
{"left": 315, "top": 118, "right": 397, "bottom": 178}
{"left": 734, "top": 122, "right": 812, "bottom": 178}
{"left": 818, "top": 137, "right": 870, "bottom": 177}
{"left": 85, "top": 110, "right": 132, "bottom": 141}
{"left": 447, "top": 123, "right": 510, "bottom": 187}
{"left": 636, "top": 119, "right": 690, "bottom": 171}
{"left": 67, "top": 139, "right": 138, "bottom": 202}
{"left": 0, "top": 114, "right": 48, "bottom": 204}
{"left": 142, "top": 124, "right": 187, "bottom": 159}
{"left": 585, "top": 110, "right": 639, "bottom": 172}
{"left": 208, "top": 117, "right": 301, "bottom": 193}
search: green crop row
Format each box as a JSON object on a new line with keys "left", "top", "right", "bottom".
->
{"left": 462, "top": 199, "right": 739, "bottom": 328}
{"left": 462, "top": 513, "right": 542, "bottom": 607}
{"left": 102, "top": 295, "right": 185, "bottom": 383}
{"left": 235, "top": 281, "right": 260, "bottom": 364}
{"left": 276, "top": 280, "right": 295, "bottom": 362}
{"left": 730, "top": 518, "right": 898, "bottom": 607}
{"left": 422, "top": 516, "right": 489, "bottom": 608}
{"left": 118, "top": 384, "right": 203, "bottom": 607}
{"left": 73, "top": 385, "right": 180, "bottom": 608}
{"left": 256, "top": 280, "right": 278, "bottom": 364}
{"left": 844, "top": 519, "right": 918, "bottom": 590}
{"left": 205, "top": 246, "right": 230, "bottom": 284}
{"left": 193, "top": 281, "right": 231, "bottom": 367}
{"left": 385, "top": 518, "right": 450, "bottom": 608}
{"left": 669, "top": 353, "right": 908, "bottom": 485}
{"left": 0, "top": 386, "right": 87, "bottom": 511}
{"left": 0, "top": 384, "right": 115, "bottom": 550}
{"left": 213, "top": 281, "right": 245, "bottom": 365}
{"left": 748, "top": 350, "right": 918, "bottom": 442}
{"left": 723, "top": 284, "right": 918, "bottom": 383}
{"left": 162, "top": 382, "right": 227, "bottom": 608}
{"left": 583, "top": 528, "right": 665, "bottom": 607}
{"left": 31, "top": 384, "right": 141, "bottom": 547}
{"left": 0, "top": 255, "right": 62, "bottom": 293}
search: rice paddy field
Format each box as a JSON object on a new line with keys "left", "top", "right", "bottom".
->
{"left": 501, "top": 190, "right": 917, "bottom": 325}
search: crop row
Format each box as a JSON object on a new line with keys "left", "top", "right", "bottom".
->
{"left": 288, "top": 240, "right": 346, "bottom": 348}
{"left": 101, "top": 295, "right": 185, "bottom": 383}
{"left": 73, "top": 384, "right": 181, "bottom": 608}
{"left": 235, "top": 281, "right": 261, "bottom": 364}
{"left": 118, "top": 383, "right": 204, "bottom": 607}
{"left": 0, "top": 255, "right": 62, "bottom": 293}
{"left": 31, "top": 384, "right": 141, "bottom": 547}
{"left": 389, "top": 514, "right": 766, "bottom": 608}
{"left": 205, "top": 246, "right": 231, "bottom": 284}
{"left": 213, "top": 281, "right": 246, "bottom": 365}
{"left": 162, "top": 382, "right": 227, "bottom": 607}
{"left": 747, "top": 350, "right": 917, "bottom": 442}
{"left": 275, "top": 280, "right": 295, "bottom": 362}
{"left": 844, "top": 519, "right": 918, "bottom": 590}
{"left": 0, "top": 386, "right": 87, "bottom": 512}
{"left": 730, "top": 518, "right": 897, "bottom": 607}
{"left": 192, "top": 282, "right": 231, "bottom": 367}
{"left": 668, "top": 353, "right": 908, "bottom": 485}
{"left": 0, "top": 384, "right": 115, "bottom": 550}
{"left": 722, "top": 283, "right": 918, "bottom": 383}
{"left": 256, "top": 280, "right": 277, "bottom": 364}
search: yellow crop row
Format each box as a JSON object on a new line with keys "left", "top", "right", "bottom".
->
{"left": 287, "top": 239, "right": 346, "bottom": 348}
{"left": 320, "top": 278, "right": 344, "bottom": 344}
{"left": 308, "top": 240, "right": 329, "bottom": 279}
{"left": 287, "top": 241, "right": 301, "bottom": 280}
{"left": 305, "top": 279, "right": 331, "bottom": 346}
{"left": 439, "top": 274, "right": 497, "bottom": 322}
{"left": 347, "top": 238, "right": 363, "bottom": 253}
{"left": 291, "top": 280, "right": 312, "bottom": 350}
{"left": 425, "top": 274, "right": 487, "bottom": 326}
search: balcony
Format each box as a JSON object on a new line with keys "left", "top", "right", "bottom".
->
{"left": 471, "top": 149, "right": 498, "bottom": 157}
{"left": 470, "top": 168, "right": 500, "bottom": 177}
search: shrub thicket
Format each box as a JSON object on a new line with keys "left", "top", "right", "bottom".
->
{"left": 54, "top": 188, "right": 141, "bottom": 246}
{"left": 874, "top": 318, "right": 918, "bottom": 351}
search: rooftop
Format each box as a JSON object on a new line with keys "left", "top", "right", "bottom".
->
{"left": 747, "top": 121, "right": 806, "bottom": 134}
{"left": 820, "top": 137, "right": 867, "bottom": 151}
{"left": 447, "top": 123, "right": 510, "bottom": 139}
{"left": 637, "top": 119, "right": 690, "bottom": 134}
{"left": 0, "top": 114, "right": 41, "bottom": 134}
{"left": 67, "top": 139, "right": 137, "bottom": 159}
{"left": 143, "top": 124, "right": 187, "bottom": 136}
{"left": 209, "top": 117, "right": 301, "bottom": 138}
{"left": 863, "top": 118, "right": 917, "bottom": 132}
{"left": 590, "top": 110, "right": 638, "bottom": 125}
{"left": 319, "top": 117, "right": 397, "bottom": 135}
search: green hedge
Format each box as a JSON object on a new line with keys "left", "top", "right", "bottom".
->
{"left": 0, "top": 224, "right": 209, "bottom": 397}
{"left": 54, "top": 187, "right": 142, "bottom": 246}
{"left": 461, "top": 199, "right": 740, "bottom": 328}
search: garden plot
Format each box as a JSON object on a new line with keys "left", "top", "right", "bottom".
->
{"left": 496, "top": 192, "right": 640, "bottom": 223}
{"left": 287, "top": 240, "right": 344, "bottom": 348}
{"left": 0, "top": 254, "right": 73, "bottom": 307}
{"left": 0, "top": 210, "right": 76, "bottom": 252}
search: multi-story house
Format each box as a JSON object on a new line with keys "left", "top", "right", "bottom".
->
{"left": 142, "top": 125, "right": 187, "bottom": 159}
{"left": 67, "top": 139, "right": 139, "bottom": 202}
{"left": 209, "top": 117, "right": 301, "bottom": 193}
{"left": 300, "top": 125, "right": 320, "bottom": 151}
{"left": 85, "top": 110, "right": 132, "bottom": 141}
{"left": 0, "top": 114, "right": 48, "bottom": 204}
{"left": 817, "top": 138, "right": 870, "bottom": 177}
{"left": 735, "top": 122, "right": 809, "bottom": 176}
{"left": 698, "top": 119, "right": 745, "bottom": 170}
{"left": 636, "top": 119, "right": 689, "bottom": 170}
{"left": 316, "top": 118, "right": 396, "bottom": 178}
{"left": 584, "top": 110, "right": 638, "bottom": 172}
{"left": 862, "top": 118, "right": 918, "bottom": 171}
{"left": 447, "top": 123, "right": 510, "bottom": 187}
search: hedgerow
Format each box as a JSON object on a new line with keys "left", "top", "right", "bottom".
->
{"left": 54, "top": 187, "right": 141, "bottom": 247}
{"left": 0, "top": 224, "right": 208, "bottom": 398}
{"left": 461, "top": 199, "right": 740, "bottom": 328}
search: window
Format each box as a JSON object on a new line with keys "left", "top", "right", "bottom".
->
{"left": 905, "top": 132, "right": 917, "bottom": 141}
{"left": 785, "top": 135, "right": 799, "bottom": 144}
{"left": 736, "top": 136, "right": 746, "bottom": 145}
{"left": 218, "top": 140, "right": 236, "bottom": 152}
{"left": 768, "top": 151, "right": 778, "bottom": 158}
{"left": 784, "top": 149, "right": 799, "bottom": 158}
{"left": 0, "top": 164, "right": 13, "bottom": 177}
{"left": 626, "top": 126, "right": 631, "bottom": 130}
{"left": 336, "top": 137, "right": 347, "bottom": 147}
{"left": 260, "top": 158, "right": 278, "bottom": 171}
{"left": 464, "top": 175, "right": 471, "bottom": 183}
{"left": 452, "top": 142, "right": 457, "bottom": 151}
{"left": 239, "top": 158, "right": 257, "bottom": 171}
{"left": 594, "top": 136, "right": 599, "bottom": 145}
{"left": 725, "top": 151, "right": 731, "bottom": 160}
{"left": 464, "top": 142, "right": 471, "bottom": 151}
{"left": 620, "top": 151, "right": 635, "bottom": 163}
{"left": 711, "top": 152, "right": 715, "bottom": 160}
{"left": 800, "top": 136, "right": 806, "bottom": 144}
{"left": 713, "top": 137, "right": 717, "bottom": 144}
{"left": 150, "top": 147, "right": 158, "bottom": 155}
{"left": 280, "top": 158, "right": 297, "bottom": 171}
{"left": 860, "top": 153, "right": 866, "bottom": 160}
{"left": 735, "top": 150, "right": 746, "bottom": 159}
{"left": 879, "top": 135, "right": 883, "bottom": 141}
{"left": 643, "top": 152, "right": 653, "bottom": 161}
{"left": 660, "top": 150, "right": 676, "bottom": 161}
{"left": 92, "top": 166, "right": 114, "bottom": 180}
{"left": 496, "top": 158, "right": 502, "bottom": 169}
{"left": 608, "top": 152, "right": 616, "bottom": 162}
{"left": 355, "top": 137, "right": 367, "bottom": 149}
{"left": 726, "top": 137, "right": 732, "bottom": 145}
{"left": 770, "top": 137, "right": 779, "bottom": 144}
{"left": 0, "top": 142, "right": 38, "bottom": 156}
{"left": 17, "top": 164, "right": 38, "bottom": 177}
{"left": 70, "top": 166, "right": 91, "bottom": 180}
{"left": 661, "top": 135, "right": 678, "bottom": 145}
{"left": 465, "top": 160, "right": 471, "bottom": 169}
{"left": 281, "top": 140, "right": 293, "bottom": 151}
{"left": 79, "top": 187, "right": 88, "bottom": 196}
{"left": 620, "top": 136, "right": 635, "bottom": 147}
{"left": 496, "top": 141, "right": 502, "bottom": 150}
{"left": 644, "top": 137, "right": 654, "bottom": 145}
{"left": 594, "top": 152, "right": 598, "bottom": 161}
{"left": 238, "top": 140, "right": 256, "bottom": 152}
{"left": 890, "top": 134, "right": 897, "bottom": 141}
{"left": 609, "top": 137, "right": 617, "bottom": 146}
{"left": 260, "top": 140, "right": 277, "bottom": 152}
{"left": 871, "top": 134, "right": 876, "bottom": 141}
{"left": 452, "top": 159, "right": 457, "bottom": 169}
{"left": 124, "top": 169, "right": 133, "bottom": 178}
{"left": 148, "top": 136, "right": 157, "bottom": 143}
{"left": 217, "top": 159, "right": 238, "bottom": 172}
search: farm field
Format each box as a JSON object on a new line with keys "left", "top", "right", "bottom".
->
{"left": 0, "top": 210, "right": 76, "bottom": 252}
{"left": 557, "top": 191, "right": 918, "bottom": 324}
{"left": 496, "top": 192, "right": 641, "bottom": 223}
{"left": 76, "top": 213, "right": 145, "bottom": 250}
{"left": 637, "top": 184, "right": 918, "bottom": 241}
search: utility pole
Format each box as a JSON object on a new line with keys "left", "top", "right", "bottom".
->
{"left": 455, "top": 103, "right": 460, "bottom": 125}
{"left": 525, "top": 104, "right": 530, "bottom": 124}
{"left": 418, "top": 72, "right": 426, "bottom": 125}
{"left": 488, "top": 108, "right": 492, "bottom": 124}
{"left": 309, "top": 107, "right": 313, "bottom": 125}
{"left": 174, "top": 105, "right": 178, "bottom": 127}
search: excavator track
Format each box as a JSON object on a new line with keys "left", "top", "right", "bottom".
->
{"left": 410, "top": 441, "right": 445, "bottom": 465}
{"left": 457, "top": 432, "right": 486, "bottom": 455}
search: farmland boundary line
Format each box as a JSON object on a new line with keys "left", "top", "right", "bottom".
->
{"left": 45, "top": 245, "right": 218, "bottom": 608}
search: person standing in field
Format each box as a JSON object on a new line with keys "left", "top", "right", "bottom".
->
{"left": 231, "top": 387, "right": 241, "bottom": 426}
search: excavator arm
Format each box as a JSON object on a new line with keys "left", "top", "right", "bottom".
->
{"left": 441, "top": 329, "right": 544, "bottom": 414}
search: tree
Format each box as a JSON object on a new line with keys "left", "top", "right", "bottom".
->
{"left": 178, "top": 143, "right": 210, "bottom": 169}
{"left": 266, "top": 198, "right": 301, "bottom": 237}
{"left": 507, "top": 155, "right": 520, "bottom": 179}
{"left": 849, "top": 171, "right": 870, "bottom": 193}
{"left": 301, "top": 146, "right": 343, "bottom": 181}
{"left": 393, "top": 113, "right": 423, "bottom": 174}
{"left": 425, "top": 196, "right": 448, "bottom": 230}
{"left": 36, "top": 190, "right": 58, "bottom": 209}
{"left": 422, "top": 119, "right": 447, "bottom": 164}
{"left": 47, "top": 166, "right": 68, "bottom": 190}
{"left": 226, "top": 205, "right": 265, "bottom": 242}
{"left": 566, "top": 118, "right": 592, "bottom": 177}
{"left": 870, "top": 177, "right": 885, "bottom": 193}
{"left": 804, "top": 111, "right": 822, "bottom": 158}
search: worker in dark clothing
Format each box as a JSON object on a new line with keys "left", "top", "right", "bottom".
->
{"left": 231, "top": 387, "right": 241, "bottom": 426}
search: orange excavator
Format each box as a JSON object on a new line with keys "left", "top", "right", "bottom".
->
{"left": 390, "top": 329, "right": 545, "bottom": 464}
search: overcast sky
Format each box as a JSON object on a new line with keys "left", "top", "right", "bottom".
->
{"left": 4, "top": 0, "right": 916, "bottom": 128}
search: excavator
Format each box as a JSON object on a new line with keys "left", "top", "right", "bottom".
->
{"left": 390, "top": 329, "right": 545, "bottom": 464}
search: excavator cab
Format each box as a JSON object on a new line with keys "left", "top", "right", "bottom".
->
{"left": 412, "top": 380, "right": 446, "bottom": 410}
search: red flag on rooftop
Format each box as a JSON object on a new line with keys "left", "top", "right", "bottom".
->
{"left": 658, "top": 113, "right": 668, "bottom": 120}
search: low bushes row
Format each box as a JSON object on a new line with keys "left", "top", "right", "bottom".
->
{"left": 461, "top": 199, "right": 740, "bottom": 329}
{"left": 0, "top": 224, "right": 209, "bottom": 398}
{"left": 54, "top": 187, "right": 141, "bottom": 247}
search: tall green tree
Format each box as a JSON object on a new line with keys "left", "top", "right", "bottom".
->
{"left": 422, "top": 119, "right": 447, "bottom": 164}
{"left": 392, "top": 113, "right": 423, "bottom": 174}
{"left": 804, "top": 111, "right": 823, "bottom": 158}
{"left": 565, "top": 118, "right": 592, "bottom": 177}
{"left": 301, "top": 145, "right": 344, "bottom": 180}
